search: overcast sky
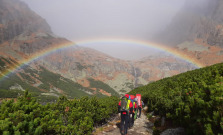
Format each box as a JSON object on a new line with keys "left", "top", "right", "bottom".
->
{"left": 20, "top": 0, "right": 186, "bottom": 60}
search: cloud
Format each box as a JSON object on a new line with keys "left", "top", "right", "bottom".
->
{"left": 20, "top": 0, "right": 186, "bottom": 60}
{"left": 21, "top": 0, "right": 185, "bottom": 41}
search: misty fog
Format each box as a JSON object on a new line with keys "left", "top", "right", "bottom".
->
{"left": 20, "top": 0, "right": 189, "bottom": 60}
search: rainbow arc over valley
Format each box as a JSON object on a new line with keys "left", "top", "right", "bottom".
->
{"left": 0, "top": 38, "right": 205, "bottom": 81}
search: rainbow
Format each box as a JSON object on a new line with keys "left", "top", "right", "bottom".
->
{"left": 76, "top": 38, "right": 204, "bottom": 68}
{"left": 0, "top": 38, "right": 205, "bottom": 81}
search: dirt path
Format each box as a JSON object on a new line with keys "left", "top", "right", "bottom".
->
{"left": 93, "top": 110, "right": 153, "bottom": 135}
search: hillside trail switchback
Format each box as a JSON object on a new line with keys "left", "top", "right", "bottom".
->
{"left": 93, "top": 110, "right": 153, "bottom": 135}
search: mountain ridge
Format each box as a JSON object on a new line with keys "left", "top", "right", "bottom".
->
{"left": 0, "top": 0, "right": 222, "bottom": 98}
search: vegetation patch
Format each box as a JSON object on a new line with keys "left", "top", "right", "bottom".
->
{"left": 0, "top": 91, "right": 119, "bottom": 135}
{"left": 129, "top": 62, "right": 223, "bottom": 134}
{"left": 88, "top": 78, "right": 120, "bottom": 97}
{"left": 125, "top": 82, "right": 134, "bottom": 89}
{"left": 0, "top": 57, "right": 6, "bottom": 67}
{"left": 75, "top": 62, "right": 87, "bottom": 70}
{"left": 0, "top": 89, "right": 23, "bottom": 98}
{"left": 120, "top": 89, "right": 127, "bottom": 93}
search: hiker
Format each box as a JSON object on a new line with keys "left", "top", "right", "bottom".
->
{"left": 131, "top": 95, "right": 138, "bottom": 127}
{"left": 136, "top": 94, "right": 144, "bottom": 118}
{"left": 138, "top": 100, "right": 144, "bottom": 118}
{"left": 134, "top": 96, "right": 138, "bottom": 120}
{"left": 118, "top": 94, "right": 133, "bottom": 135}
{"left": 129, "top": 95, "right": 136, "bottom": 128}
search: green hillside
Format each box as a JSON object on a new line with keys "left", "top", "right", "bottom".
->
{"left": 88, "top": 78, "right": 120, "bottom": 97}
{"left": 0, "top": 57, "right": 110, "bottom": 101}
{"left": 129, "top": 62, "right": 223, "bottom": 134}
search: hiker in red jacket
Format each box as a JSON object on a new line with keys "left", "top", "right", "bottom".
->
{"left": 118, "top": 94, "right": 133, "bottom": 135}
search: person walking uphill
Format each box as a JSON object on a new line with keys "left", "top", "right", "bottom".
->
{"left": 136, "top": 94, "right": 144, "bottom": 118}
{"left": 134, "top": 96, "right": 138, "bottom": 120}
{"left": 129, "top": 95, "right": 137, "bottom": 128}
{"left": 138, "top": 100, "right": 144, "bottom": 118}
{"left": 118, "top": 94, "right": 133, "bottom": 135}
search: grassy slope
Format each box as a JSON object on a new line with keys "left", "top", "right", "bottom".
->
{"left": 0, "top": 57, "right": 108, "bottom": 101}
{"left": 88, "top": 78, "right": 120, "bottom": 97}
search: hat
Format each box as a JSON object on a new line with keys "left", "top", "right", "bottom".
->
{"left": 125, "top": 94, "right": 129, "bottom": 98}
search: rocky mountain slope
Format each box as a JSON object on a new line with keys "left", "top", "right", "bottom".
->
{"left": 1, "top": 0, "right": 222, "bottom": 99}
{"left": 40, "top": 47, "right": 196, "bottom": 95}
{"left": 0, "top": 0, "right": 51, "bottom": 44}
{"left": 153, "top": 0, "right": 223, "bottom": 66}
{"left": 0, "top": 0, "right": 72, "bottom": 60}
{"left": 0, "top": 0, "right": 112, "bottom": 98}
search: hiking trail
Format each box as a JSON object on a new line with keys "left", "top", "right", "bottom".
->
{"left": 93, "top": 109, "right": 153, "bottom": 135}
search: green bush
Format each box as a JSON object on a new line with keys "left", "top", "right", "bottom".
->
{"left": 0, "top": 90, "right": 119, "bottom": 135}
{"left": 129, "top": 62, "right": 223, "bottom": 134}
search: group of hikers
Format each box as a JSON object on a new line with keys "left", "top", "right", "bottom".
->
{"left": 118, "top": 93, "right": 144, "bottom": 135}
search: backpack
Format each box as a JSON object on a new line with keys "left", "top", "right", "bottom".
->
{"left": 136, "top": 94, "right": 141, "bottom": 106}
{"left": 120, "top": 97, "right": 129, "bottom": 112}
{"left": 134, "top": 98, "right": 138, "bottom": 108}
{"left": 130, "top": 99, "right": 134, "bottom": 108}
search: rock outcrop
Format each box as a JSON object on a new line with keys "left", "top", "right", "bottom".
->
{"left": 0, "top": 0, "right": 52, "bottom": 44}
{"left": 154, "top": 0, "right": 223, "bottom": 48}
{"left": 153, "top": 0, "right": 223, "bottom": 66}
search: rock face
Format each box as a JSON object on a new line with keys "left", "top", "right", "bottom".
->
{"left": 0, "top": 0, "right": 71, "bottom": 60}
{"left": 0, "top": 0, "right": 52, "bottom": 44}
{"left": 154, "top": 0, "right": 223, "bottom": 48}
{"left": 153, "top": 0, "right": 223, "bottom": 66}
